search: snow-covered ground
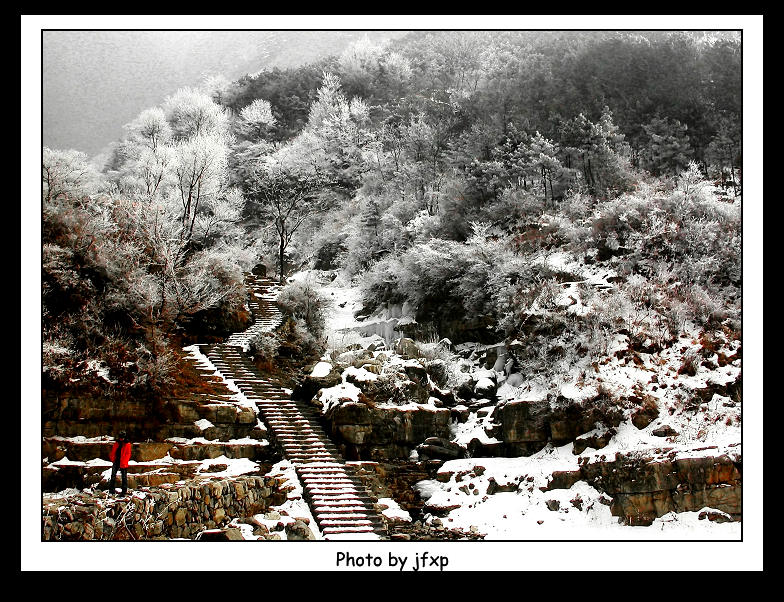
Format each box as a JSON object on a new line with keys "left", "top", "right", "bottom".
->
{"left": 292, "top": 268, "right": 742, "bottom": 540}
{"left": 229, "top": 460, "right": 323, "bottom": 540}
{"left": 415, "top": 441, "right": 740, "bottom": 540}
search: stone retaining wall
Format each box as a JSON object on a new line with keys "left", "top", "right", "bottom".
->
{"left": 545, "top": 449, "right": 742, "bottom": 525}
{"left": 42, "top": 475, "right": 288, "bottom": 541}
{"left": 42, "top": 392, "right": 261, "bottom": 442}
{"left": 325, "top": 402, "right": 452, "bottom": 460}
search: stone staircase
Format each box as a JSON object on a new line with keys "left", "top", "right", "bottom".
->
{"left": 203, "top": 275, "right": 387, "bottom": 541}
{"left": 225, "top": 274, "right": 284, "bottom": 351}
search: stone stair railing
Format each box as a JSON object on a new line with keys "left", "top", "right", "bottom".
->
{"left": 203, "top": 275, "right": 387, "bottom": 540}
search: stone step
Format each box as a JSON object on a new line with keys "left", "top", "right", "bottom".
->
{"left": 313, "top": 498, "right": 377, "bottom": 506}
{"left": 316, "top": 515, "right": 380, "bottom": 524}
{"left": 319, "top": 519, "right": 376, "bottom": 528}
{"left": 321, "top": 526, "right": 379, "bottom": 534}
{"left": 298, "top": 472, "right": 351, "bottom": 478}
{"left": 286, "top": 450, "right": 341, "bottom": 458}
{"left": 302, "top": 477, "right": 361, "bottom": 485}
{"left": 303, "top": 478, "right": 358, "bottom": 486}
{"left": 319, "top": 520, "right": 386, "bottom": 530}
{"left": 290, "top": 455, "right": 340, "bottom": 461}
{"left": 322, "top": 533, "right": 382, "bottom": 540}
{"left": 309, "top": 489, "right": 366, "bottom": 497}
{"left": 276, "top": 437, "right": 327, "bottom": 445}
{"left": 309, "top": 494, "right": 377, "bottom": 503}
{"left": 283, "top": 448, "right": 337, "bottom": 456}
{"left": 299, "top": 480, "right": 356, "bottom": 487}
{"left": 286, "top": 453, "right": 337, "bottom": 460}
{"left": 314, "top": 507, "right": 372, "bottom": 515}
{"left": 279, "top": 441, "right": 333, "bottom": 448}
{"left": 200, "top": 275, "right": 386, "bottom": 540}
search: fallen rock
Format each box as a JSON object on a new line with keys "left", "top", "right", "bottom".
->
{"left": 416, "top": 437, "right": 465, "bottom": 461}
{"left": 631, "top": 399, "right": 660, "bottom": 429}
{"left": 196, "top": 527, "right": 244, "bottom": 541}
{"left": 396, "top": 338, "right": 421, "bottom": 359}
{"left": 292, "top": 365, "right": 342, "bottom": 401}
{"left": 285, "top": 519, "right": 316, "bottom": 540}
{"left": 572, "top": 425, "right": 615, "bottom": 455}
{"left": 652, "top": 425, "right": 679, "bottom": 437}
{"left": 486, "top": 476, "right": 519, "bottom": 494}
{"left": 698, "top": 509, "right": 733, "bottom": 523}
{"left": 474, "top": 377, "right": 497, "bottom": 398}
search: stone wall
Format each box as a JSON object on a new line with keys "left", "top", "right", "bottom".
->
{"left": 42, "top": 391, "right": 263, "bottom": 442}
{"left": 42, "top": 475, "right": 288, "bottom": 541}
{"left": 325, "top": 401, "right": 452, "bottom": 460}
{"left": 496, "top": 396, "right": 624, "bottom": 456}
{"left": 544, "top": 448, "right": 742, "bottom": 525}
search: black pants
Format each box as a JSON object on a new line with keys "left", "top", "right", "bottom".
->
{"left": 109, "top": 464, "right": 128, "bottom": 494}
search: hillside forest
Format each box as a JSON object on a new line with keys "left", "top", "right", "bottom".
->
{"left": 42, "top": 30, "right": 741, "bottom": 406}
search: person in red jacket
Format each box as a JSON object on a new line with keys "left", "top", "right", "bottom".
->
{"left": 108, "top": 430, "right": 132, "bottom": 495}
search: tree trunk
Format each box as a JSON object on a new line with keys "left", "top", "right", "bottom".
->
{"left": 278, "top": 236, "right": 286, "bottom": 284}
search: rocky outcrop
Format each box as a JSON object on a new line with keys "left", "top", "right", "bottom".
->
{"left": 324, "top": 401, "right": 451, "bottom": 460}
{"left": 543, "top": 447, "right": 742, "bottom": 525}
{"left": 415, "top": 437, "right": 465, "bottom": 461}
{"left": 572, "top": 425, "right": 616, "bottom": 455}
{"left": 42, "top": 391, "right": 265, "bottom": 441}
{"left": 42, "top": 475, "right": 288, "bottom": 541}
{"left": 292, "top": 364, "right": 342, "bottom": 402}
{"left": 497, "top": 396, "right": 623, "bottom": 456}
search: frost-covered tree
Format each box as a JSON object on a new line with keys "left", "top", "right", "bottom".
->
{"left": 170, "top": 133, "right": 231, "bottom": 242}
{"left": 238, "top": 98, "right": 277, "bottom": 140}
{"left": 162, "top": 87, "right": 230, "bottom": 141}
{"left": 247, "top": 160, "right": 326, "bottom": 282}
{"left": 42, "top": 147, "right": 99, "bottom": 203}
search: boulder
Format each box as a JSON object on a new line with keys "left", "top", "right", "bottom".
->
{"left": 430, "top": 386, "right": 456, "bottom": 407}
{"left": 474, "top": 377, "right": 497, "bottom": 398}
{"left": 396, "top": 337, "right": 421, "bottom": 359}
{"left": 652, "top": 425, "right": 679, "bottom": 437}
{"left": 425, "top": 359, "right": 448, "bottom": 386}
{"left": 292, "top": 364, "right": 342, "bottom": 402}
{"left": 572, "top": 426, "right": 615, "bottom": 455}
{"left": 497, "top": 396, "right": 623, "bottom": 455}
{"left": 325, "top": 401, "right": 451, "bottom": 460}
{"left": 415, "top": 437, "right": 465, "bottom": 461}
{"left": 579, "top": 452, "right": 741, "bottom": 525}
{"left": 631, "top": 399, "right": 660, "bottom": 429}
{"left": 285, "top": 519, "right": 316, "bottom": 541}
{"left": 506, "top": 372, "right": 525, "bottom": 387}
{"left": 196, "top": 527, "right": 245, "bottom": 541}
{"left": 402, "top": 359, "right": 428, "bottom": 381}
{"left": 698, "top": 509, "right": 733, "bottom": 523}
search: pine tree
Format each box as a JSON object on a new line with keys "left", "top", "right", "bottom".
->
{"left": 642, "top": 116, "right": 694, "bottom": 175}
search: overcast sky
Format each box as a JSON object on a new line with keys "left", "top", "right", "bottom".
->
{"left": 42, "top": 30, "right": 406, "bottom": 160}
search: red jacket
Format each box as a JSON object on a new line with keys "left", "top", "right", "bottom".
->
{"left": 109, "top": 441, "right": 132, "bottom": 469}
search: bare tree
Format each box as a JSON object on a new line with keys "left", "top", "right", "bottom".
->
{"left": 247, "top": 163, "right": 326, "bottom": 283}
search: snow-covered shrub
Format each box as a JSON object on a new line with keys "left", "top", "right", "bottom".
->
{"left": 133, "top": 343, "right": 177, "bottom": 391}
{"left": 470, "top": 187, "right": 546, "bottom": 234}
{"left": 249, "top": 331, "right": 281, "bottom": 364}
{"left": 362, "top": 224, "right": 517, "bottom": 338}
{"left": 277, "top": 279, "right": 327, "bottom": 340}
{"left": 278, "top": 319, "right": 322, "bottom": 359}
